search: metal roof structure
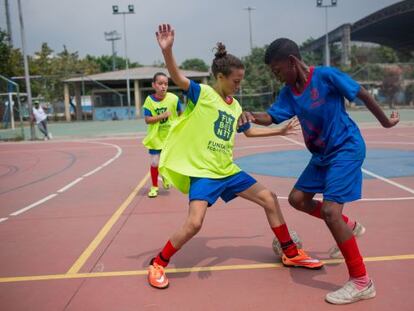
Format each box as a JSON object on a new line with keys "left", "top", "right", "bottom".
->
{"left": 64, "top": 66, "right": 209, "bottom": 83}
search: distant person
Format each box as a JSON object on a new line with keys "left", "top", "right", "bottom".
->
{"left": 142, "top": 72, "right": 183, "bottom": 198}
{"left": 2, "top": 100, "right": 11, "bottom": 128}
{"left": 146, "top": 24, "right": 323, "bottom": 290}
{"left": 238, "top": 37, "right": 399, "bottom": 304}
{"left": 32, "top": 101, "right": 52, "bottom": 140}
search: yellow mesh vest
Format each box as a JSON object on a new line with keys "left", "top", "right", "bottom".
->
{"left": 142, "top": 92, "right": 180, "bottom": 150}
{"left": 159, "top": 84, "right": 242, "bottom": 193}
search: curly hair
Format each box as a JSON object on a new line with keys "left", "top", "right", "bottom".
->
{"left": 264, "top": 38, "right": 301, "bottom": 64}
{"left": 211, "top": 42, "right": 244, "bottom": 78}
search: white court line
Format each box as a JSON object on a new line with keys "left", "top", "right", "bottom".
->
{"left": 276, "top": 196, "right": 414, "bottom": 202}
{"left": 57, "top": 178, "right": 83, "bottom": 193}
{"left": 367, "top": 141, "right": 414, "bottom": 145}
{"left": 280, "top": 136, "right": 414, "bottom": 195}
{"left": 83, "top": 166, "right": 103, "bottom": 177}
{"left": 361, "top": 169, "right": 414, "bottom": 194}
{"left": 10, "top": 194, "right": 58, "bottom": 216}
{"left": 4, "top": 142, "right": 123, "bottom": 222}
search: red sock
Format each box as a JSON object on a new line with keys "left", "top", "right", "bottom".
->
{"left": 272, "top": 224, "right": 299, "bottom": 258}
{"left": 150, "top": 166, "right": 158, "bottom": 187}
{"left": 337, "top": 236, "right": 366, "bottom": 278}
{"left": 153, "top": 240, "right": 179, "bottom": 267}
{"left": 310, "top": 201, "right": 355, "bottom": 230}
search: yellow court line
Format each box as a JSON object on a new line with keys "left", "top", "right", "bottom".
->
{"left": 66, "top": 173, "right": 150, "bottom": 274}
{"left": 2, "top": 253, "right": 414, "bottom": 284}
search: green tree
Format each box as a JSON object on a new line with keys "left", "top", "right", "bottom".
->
{"left": 86, "top": 54, "right": 141, "bottom": 72}
{"left": 0, "top": 29, "right": 24, "bottom": 78}
{"left": 300, "top": 38, "right": 323, "bottom": 65}
{"left": 180, "top": 58, "right": 209, "bottom": 72}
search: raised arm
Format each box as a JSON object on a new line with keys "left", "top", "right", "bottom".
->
{"left": 357, "top": 86, "right": 399, "bottom": 128}
{"left": 156, "top": 24, "right": 190, "bottom": 91}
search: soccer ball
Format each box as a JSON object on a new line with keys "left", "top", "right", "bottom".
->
{"left": 272, "top": 230, "right": 303, "bottom": 257}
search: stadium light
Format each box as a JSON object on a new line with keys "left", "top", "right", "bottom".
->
{"left": 112, "top": 4, "right": 135, "bottom": 119}
{"left": 316, "top": 0, "right": 338, "bottom": 66}
{"left": 243, "top": 6, "right": 256, "bottom": 52}
{"left": 104, "top": 31, "right": 121, "bottom": 71}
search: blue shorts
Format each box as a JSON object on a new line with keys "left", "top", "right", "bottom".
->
{"left": 189, "top": 171, "right": 257, "bottom": 206}
{"left": 149, "top": 149, "right": 161, "bottom": 155}
{"left": 294, "top": 159, "right": 364, "bottom": 204}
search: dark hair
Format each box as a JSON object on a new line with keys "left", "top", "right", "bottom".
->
{"left": 153, "top": 72, "right": 168, "bottom": 82}
{"left": 264, "top": 38, "right": 301, "bottom": 64}
{"left": 211, "top": 42, "right": 244, "bottom": 78}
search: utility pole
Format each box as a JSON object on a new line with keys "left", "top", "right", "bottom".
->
{"left": 104, "top": 30, "right": 121, "bottom": 71}
{"left": 243, "top": 6, "right": 256, "bottom": 52}
{"left": 17, "top": 0, "right": 35, "bottom": 139}
{"left": 112, "top": 4, "right": 135, "bottom": 119}
{"left": 316, "top": 0, "right": 338, "bottom": 66}
{"left": 5, "top": 0, "right": 13, "bottom": 46}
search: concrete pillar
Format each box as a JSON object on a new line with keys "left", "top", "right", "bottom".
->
{"left": 74, "top": 83, "right": 82, "bottom": 121}
{"left": 134, "top": 80, "right": 141, "bottom": 118}
{"left": 341, "top": 24, "right": 351, "bottom": 67}
{"left": 64, "top": 83, "right": 71, "bottom": 121}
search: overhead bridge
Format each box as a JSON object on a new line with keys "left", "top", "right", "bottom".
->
{"left": 302, "top": 0, "right": 414, "bottom": 66}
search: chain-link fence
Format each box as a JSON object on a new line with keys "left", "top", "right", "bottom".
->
{"left": 0, "top": 75, "right": 25, "bottom": 141}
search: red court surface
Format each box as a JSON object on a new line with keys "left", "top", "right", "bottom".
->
{"left": 0, "top": 125, "right": 413, "bottom": 310}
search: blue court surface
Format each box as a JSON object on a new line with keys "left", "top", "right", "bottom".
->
{"left": 235, "top": 149, "right": 414, "bottom": 179}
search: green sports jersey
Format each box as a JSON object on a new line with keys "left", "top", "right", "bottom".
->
{"left": 142, "top": 92, "right": 180, "bottom": 150}
{"left": 159, "top": 84, "right": 242, "bottom": 193}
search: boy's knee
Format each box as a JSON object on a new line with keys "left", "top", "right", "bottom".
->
{"left": 288, "top": 192, "right": 301, "bottom": 209}
{"left": 320, "top": 206, "right": 341, "bottom": 224}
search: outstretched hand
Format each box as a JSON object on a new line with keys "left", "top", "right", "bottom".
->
{"left": 385, "top": 111, "right": 400, "bottom": 128}
{"left": 280, "top": 117, "right": 300, "bottom": 136}
{"left": 156, "top": 24, "right": 175, "bottom": 51}
{"left": 238, "top": 111, "right": 255, "bottom": 127}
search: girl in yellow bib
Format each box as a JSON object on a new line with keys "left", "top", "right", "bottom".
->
{"left": 142, "top": 72, "right": 183, "bottom": 198}
{"left": 147, "top": 24, "right": 324, "bottom": 289}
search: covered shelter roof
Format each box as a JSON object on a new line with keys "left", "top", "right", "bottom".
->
{"left": 64, "top": 66, "right": 210, "bottom": 83}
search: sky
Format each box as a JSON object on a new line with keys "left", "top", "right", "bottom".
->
{"left": 1, "top": 0, "right": 402, "bottom": 65}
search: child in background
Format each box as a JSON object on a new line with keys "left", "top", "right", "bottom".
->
{"left": 142, "top": 72, "right": 183, "bottom": 198}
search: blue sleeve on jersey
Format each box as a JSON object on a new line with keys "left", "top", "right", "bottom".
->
{"left": 183, "top": 80, "right": 201, "bottom": 105}
{"left": 266, "top": 88, "right": 295, "bottom": 124}
{"left": 177, "top": 99, "right": 183, "bottom": 112}
{"left": 325, "top": 67, "right": 361, "bottom": 101}
{"left": 144, "top": 108, "right": 152, "bottom": 117}
{"left": 237, "top": 122, "right": 251, "bottom": 133}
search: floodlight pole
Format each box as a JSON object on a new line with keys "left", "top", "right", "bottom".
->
{"left": 243, "top": 6, "right": 256, "bottom": 52}
{"left": 316, "top": 0, "right": 337, "bottom": 67}
{"left": 112, "top": 5, "right": 135, "bottom": 119}
{"left": 104, "top": 30, "right": 121, "bottom": 71}
{"left": 5, "top": 0, "right": 13, "bottom": 46}
{"left": 17, "top": 0, "right": 35, "bottom": 139}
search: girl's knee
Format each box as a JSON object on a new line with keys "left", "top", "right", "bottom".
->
{"left": 260, "top": 190, "right": 278, "bottom": 208}
{"left": 185, "top": 219, "right": 203, "bottom": 235}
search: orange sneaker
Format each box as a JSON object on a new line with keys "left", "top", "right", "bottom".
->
{"left": 282, "top": 249, "right": 324, "bottom": 269}
{"left": 148, "top": 262, "right": 169, "bottom": 289}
